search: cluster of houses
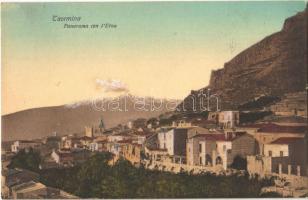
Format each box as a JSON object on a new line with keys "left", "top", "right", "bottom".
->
{"left": 146, "top": 116, "right": 307, "bottom": 176}
{"left": 6, "top": 111, "right": 307, "bottom": 176}
{"left": 2, "top": 107, "right": 308, "bottom": 198}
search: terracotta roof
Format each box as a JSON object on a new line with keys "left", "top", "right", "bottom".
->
{"left": 147, "top": 147, "right": 167, "bottom": 152}
{"left": 116, "top": 139, "right": 133, "bottom": 144}
{"left": 271, "top": 137, "right": 303, "bottom": 144}
{"left": 128, "top": 143, "right": 142, "bottom": 147}
{"left": 241, "top": 123, "right": 307, "bottom": 133}
{"left": 132, "top": 131, "right": 155, "bottom": 137}
{"left": 112, "top": 133, "right": 130, "bottom": 137}
{"left": 95, "top": 139, "right": 108, "bottom": 143}
{"left": 192, "top": 133, "right": 246, "bottom": 141}
{"left": 192, "top": 134, "right": 228, "bottom": 141}
{"left": 79, "top": 136, "right": 93, "bottom": 140}
{"left": 257, "top": 123, "right": 306, "bottom": 133}
{"left": 59, "top": 148, "right": 71, "bottom": 151}
{"left": 189, "top": 118, "right": 217, "bottom": 125}
{"left": 18, "top": 140, "right": 41, "bottom": 144}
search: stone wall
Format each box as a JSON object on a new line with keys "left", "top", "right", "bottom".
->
{"left": 228, "top": 134, "right": 256, "bottom": 166}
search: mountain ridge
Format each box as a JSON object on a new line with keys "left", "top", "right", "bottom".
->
{"left": 2, "top": 96, "right": 176, "bottom": 141}
{"left": 178, "top": 8, "right": 307, "bottom": 112}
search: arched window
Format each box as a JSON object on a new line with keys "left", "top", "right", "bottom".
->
{"left": 206, "top": 154, "right": 212, "bottom": 166}
{"left": 216, "top": 156, "right": 223, "bottom": 165}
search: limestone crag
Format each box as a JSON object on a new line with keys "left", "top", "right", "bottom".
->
{"left": 179, "top": 8, "right": 307, "bottom": 112}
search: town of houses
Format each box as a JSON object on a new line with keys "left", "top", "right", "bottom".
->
{"left": 2, "top": 91, "right": 308, "bottom": 198}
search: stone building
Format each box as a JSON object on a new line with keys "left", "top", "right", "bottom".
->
{"left": 11, "top": 181, "right": 77, "bottom": 199}
{"left": 237, "top": 123, "right": 307, "bottom": 155}
{"left": 218, "top": 111, "right": 240, "bottom": 129}
{"left": 85, "top": 126, "right": 94, "bottom": 138}
{"left": 262, "top": 137, "right": 307, "bottom": 175}
{"left": 129, "top": 129, "right": 155, "bottom": 145}
{"left": 157, "top": 128, "right": 188, "bottom": 158}
{"left": 1, "top": 168, "right": 39, "bottom": 198}
{"left": 60, "top": 135, "right": 81, "bottom": 149}
{"left": 187, "top": 132, "right": 256, "bottom": 170}
{"left": 127, "top": 118, "right": 147, "bottom": 129}
{"left": 89, "top": 139, "right": 107, "bottom": 152}
{"left": 245, "top": 123, "right": 308, "bottom": 178}
{"left": 51, "top": 148, "right": 91, "bottom": 167}
{"left": 122, "top": 142, "right": 143, "bottom": 166}
{"left": 79, "top": 136, "right": 93, "bottom": 148}
{"left": 186, "top": 134, "right": 217, "bottom": 166}
{"left": 107, "top": 132, "right": 132, "bottom": 142}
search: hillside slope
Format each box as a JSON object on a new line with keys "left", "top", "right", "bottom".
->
{"left": 179, "top": 8, "right": 307, "bottom": 111}
{"left": 2, "top": 96, "right": 174, "bottom": 141}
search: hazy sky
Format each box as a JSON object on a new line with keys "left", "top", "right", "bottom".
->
{"left": 1, "top": 2, "right": 306, "bottom": 115}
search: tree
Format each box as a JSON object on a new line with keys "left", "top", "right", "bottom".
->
{"left": 260, "top": 192, "right": 282, "bottom": 197}
{"left": 39, "top": 154, "right": 273, "bottom": 198}
{"left": 75, "top": 152, "right": 113, "bottom": 197}
{"left": 8, "top": 148, "right": 41, "bottom": 172}
{"left": 230, "top": 155, "right": 247, "bottom": 170}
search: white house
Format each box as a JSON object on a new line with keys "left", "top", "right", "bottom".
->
{"left": 263, "top": 137, "right": 304, "bottom": 158}
{"left": 51, "top": 150, "right": 60, "bottom": 163}
{"left": 11, "top": 140, "right": 41, "bottom": 153}
{"left": 157, "top": 128, "right": 188, "bottom": 157}
{"left": 89, "top": 142, "right": 105, "bottom": 152}
{"left": 187, "top": 132, "right": 256, "bottom": 170}
{"left": 218, "top": 111, "right": 239, "bottom": 129}
{"left": 107, "top": 133, "right": 131, "bottom": 142}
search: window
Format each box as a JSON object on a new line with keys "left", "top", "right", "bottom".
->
{"left": 163, "top": 143, "right": 166, "bottom": 149}
{"left": 223, "top": 145, "right": 226, "bottom": 151}
{"left": 268, "top": 151, "right": 272, "bottom": 157}
{"left": 199, "top": 144, "right": 202, "bottom": 153}
{"left": 200, "top": 157, "right": 202, "bottom": 165}
{"left": 280, "top": 151, "right": 284, "bottom": 157}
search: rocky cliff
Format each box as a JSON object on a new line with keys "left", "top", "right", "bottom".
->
{"left": 178, "top": 8, "right": 307, "bottom": 112}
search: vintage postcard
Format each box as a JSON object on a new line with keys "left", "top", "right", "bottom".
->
{"left": 1, "top": 1, "right": 307, "bottom": 199}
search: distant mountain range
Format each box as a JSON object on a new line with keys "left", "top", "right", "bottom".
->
{"left": 2, "top": 96, "right": 177, "bottom": 141}
{"left": 178, "top": 7, "right": 307, "bottom": 112}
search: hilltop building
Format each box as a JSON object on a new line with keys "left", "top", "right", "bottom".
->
{"left": 218, "top": 111, "right": 240, "bottom": 129}
{"left": 11, "top": 140, "right": 41, "bottom": 153}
